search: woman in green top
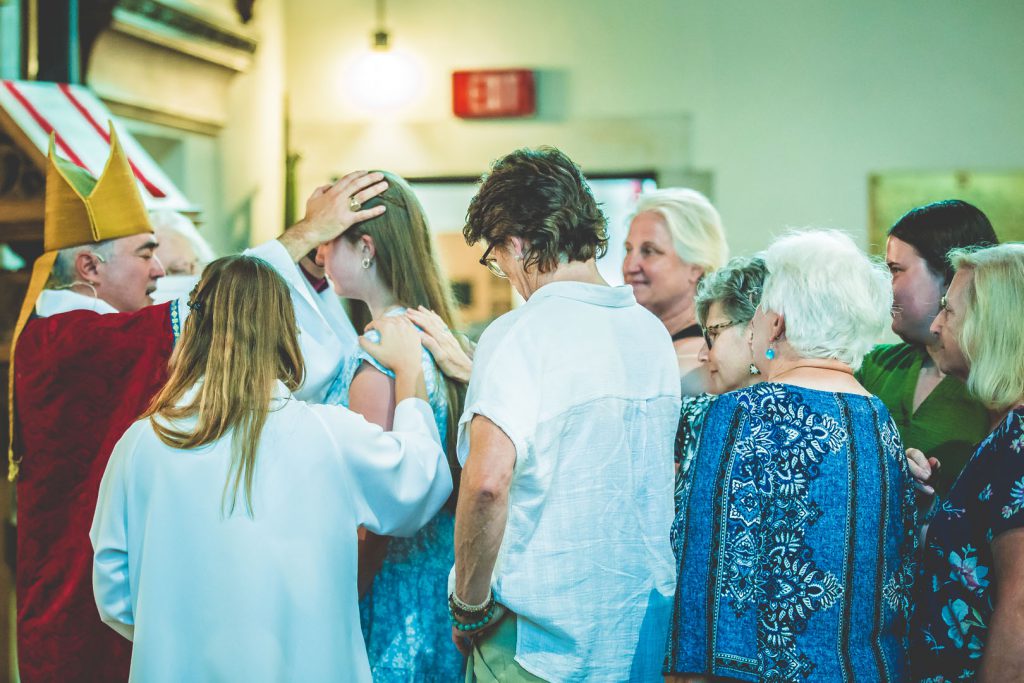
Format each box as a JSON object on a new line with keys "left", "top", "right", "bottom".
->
{"left": 858, "top": 199, "right": 996, "bottom": 494}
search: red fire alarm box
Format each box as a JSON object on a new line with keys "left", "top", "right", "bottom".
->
{"left": 452, "top": 69, "right": 535, "bottom": 119}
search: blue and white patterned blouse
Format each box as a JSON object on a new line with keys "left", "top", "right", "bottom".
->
{"left": 667, "top": 382, "right": 918, "bottom": 681}
{"left": 324, "top": 307, "right": 463, "bottom": 682}
{"left": 911, "top": 408, "right": 1024, "bottom": 682}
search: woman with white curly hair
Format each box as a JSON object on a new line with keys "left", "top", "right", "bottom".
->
{"left": 665, "top": 229, "right": 917, "bottom": 682}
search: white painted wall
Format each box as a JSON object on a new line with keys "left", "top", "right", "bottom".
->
{"left": 222, "top": 0, "right": 286, "bottom": 246}
{"left": 282, "top": 0, "right": 1024, "bottom": 256}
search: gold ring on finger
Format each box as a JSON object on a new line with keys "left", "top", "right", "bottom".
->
{"left": 349, "top": 196, "right": 361, "bottom": 212}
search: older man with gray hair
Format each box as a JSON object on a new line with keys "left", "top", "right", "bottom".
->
{"left": 150, "top": 209, "right": 216, "bottom": 275}
{"left": 12, "top": 126, "right": 386, "bottom": 681}
{"left": 149, "top": 209, "right": 217, "bottom": 303}
{"left": 41, "top": 224, "right": 165, "bottom": 316}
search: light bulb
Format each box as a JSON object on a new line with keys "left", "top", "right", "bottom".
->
{"left": 347, "top": 47, "right": 423, "bottom": 111}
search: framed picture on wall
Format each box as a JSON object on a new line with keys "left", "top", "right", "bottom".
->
{"left": 868, "top": 171, "right": 1024, "bottom": 253}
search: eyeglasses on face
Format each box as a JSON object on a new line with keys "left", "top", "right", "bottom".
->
{"left": 479, "top": 243, "right": 507, "bottom": 279}
{"left": 939, "top": 295, "right": 948, "bottom": 312}
{"left": 702, "top": 319, "right": 744, "bottom": 350}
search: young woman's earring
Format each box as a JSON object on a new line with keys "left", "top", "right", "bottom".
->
{"left": 361, "top": 256, "right": 372, "bottom": 269}
{"left": 749, "top": 363, "right": 761, "bottom": 375}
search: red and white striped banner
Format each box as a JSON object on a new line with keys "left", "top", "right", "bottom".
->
{"left": 0, "top": 79, "right": 193, "bottom": 210}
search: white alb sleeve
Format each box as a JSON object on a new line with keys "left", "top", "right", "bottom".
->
{"left": 309, "top": 398, "right": 452, "bottom": 537}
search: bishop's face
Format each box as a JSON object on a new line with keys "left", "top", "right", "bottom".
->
{"left": 94, "top": 233, "right": 166, "bottom": 312}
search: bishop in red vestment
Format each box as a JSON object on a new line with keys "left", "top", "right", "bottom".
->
{"left": 14, "top": 303, "right": 179, "bottom": 681}
{"left": 9, "top": 125, "right": 386, "bottom": 681}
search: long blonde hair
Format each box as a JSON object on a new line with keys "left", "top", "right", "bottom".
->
{"left": 950, "top": 244, "right": 1024, "bottom": 411}
{"left": 346, "top": 172, "right": 465, "bottom": 501}
{"left": 143, "top": 255, "right": 305, "bottom": 516}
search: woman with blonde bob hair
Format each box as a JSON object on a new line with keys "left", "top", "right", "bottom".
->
{"left": 911, "top": 243, "right": 1024, "bottom": 682}
{"left": 90, "top": 255, "right": 452, "bottom": 682}
{"left": 666, "top": 229, "right": 917, "bottom": 681}
{"left": 623, "top": 188, "right": 729, "bottom": 395}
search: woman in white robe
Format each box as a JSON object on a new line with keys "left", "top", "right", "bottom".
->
{"left": 90, "top": 254, "right": 452, "bottom": 683}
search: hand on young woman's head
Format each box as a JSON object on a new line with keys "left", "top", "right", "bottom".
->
{"left": 301, "top": 171, "right": 389, "bottom": 243}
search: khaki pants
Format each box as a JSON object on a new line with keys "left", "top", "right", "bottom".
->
{"left": 465, "top": 614, "right": 547, "bottom": 683}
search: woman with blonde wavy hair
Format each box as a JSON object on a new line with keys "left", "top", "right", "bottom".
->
{"left": 90, "top": 254, "right": 452, "bottom": 682}
{"left": 318, "top": 172, "right": 467, "bottom": 680}
{"left": 910, "top": 243, "right": 1024, "bottom": 682}
{"left": 623, "top": 188, "right": 729, "bottom": 396}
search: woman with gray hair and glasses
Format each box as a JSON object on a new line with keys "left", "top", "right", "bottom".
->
{"left": 672, "top": 256, "right": 766, "bottom": 543}
{"left": 666, "top": 229, "right": 917, "bottom": 682}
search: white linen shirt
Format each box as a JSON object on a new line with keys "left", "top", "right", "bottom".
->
{"left": 90, "top": 386, "right": 451, "bottom": 683}
{"left": 456, "top": 281, "right": 681, "bottom": 682}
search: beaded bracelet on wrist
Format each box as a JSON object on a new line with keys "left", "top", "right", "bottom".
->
{"left": 448, "top": 591, "right": 494, "bottom": 624}
{"left": 448, "top": 591, "right": 492, "bottom": 619}
{"left": 450, "top": 598, "right": 498, "bottom": 632}
{"left": 450, "top": 590, "right": 492, "bottom": 614}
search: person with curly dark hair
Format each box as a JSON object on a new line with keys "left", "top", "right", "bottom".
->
{"left": 449, "top": 147, "right": 681, "bottom": 681}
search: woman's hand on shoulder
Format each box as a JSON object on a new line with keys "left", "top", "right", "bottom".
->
{"left": 360, "top": 316, "right": 422, "bottom": 378}
{"left": 405, "top": 306, "right": 474, "bottom": 384}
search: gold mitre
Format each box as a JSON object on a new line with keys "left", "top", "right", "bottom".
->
{"left": 8, "top": 122, "right": 153, "bottom": 482}
{"left": 45, "top": 122, "right": 153, "bottom": 250}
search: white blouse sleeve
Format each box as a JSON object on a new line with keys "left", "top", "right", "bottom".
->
{"left": 89, "top": 423, "right": 142, "bottom": 641}
{"left": 308, "top": 398, "right": 452, "bottom": 537}
{"left": 245, "top": 239, "right": 359, "bottom": 402}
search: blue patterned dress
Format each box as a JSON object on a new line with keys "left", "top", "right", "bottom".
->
{"left": 325, "top": 308, "right": 464, "bottom": 681}
{"left": 666, "top": 382, "right": 918, "bottom": 681}
{"left": 911, "top": 408, "right": 1024, "bottom": 682}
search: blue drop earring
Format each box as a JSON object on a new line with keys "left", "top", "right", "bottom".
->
{"left": 765, "top": 345, "right": 776, "bottom": 361}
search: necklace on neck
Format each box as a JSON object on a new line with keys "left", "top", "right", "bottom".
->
{"left": 769, "top": 361, "right": 855, "bottom": 382}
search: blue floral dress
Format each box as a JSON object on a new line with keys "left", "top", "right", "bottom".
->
{"left": 911, "top": 408, "right": 1024, "bottom": 682}
{"left": 666, "top": 383, "right": 918, "bottom": 681}
{"left": 325, "top": 308, "right": 464, "bottom": 681}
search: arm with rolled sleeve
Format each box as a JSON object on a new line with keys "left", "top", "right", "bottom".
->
{"left": 89, "top": 424, "right": 142, "bottom": 641}
{"left": 310, "top": 397, "right": 451, "bottom": 537}
{"left": 452, "top": 327, "right": 535, "bottom": 607}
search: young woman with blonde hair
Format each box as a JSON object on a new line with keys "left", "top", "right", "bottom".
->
{"left": 90, "top": 255, "right": 451, "bottom": 682}
{"left": 318, "top": 172, "right": 467, "bottom": 680}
